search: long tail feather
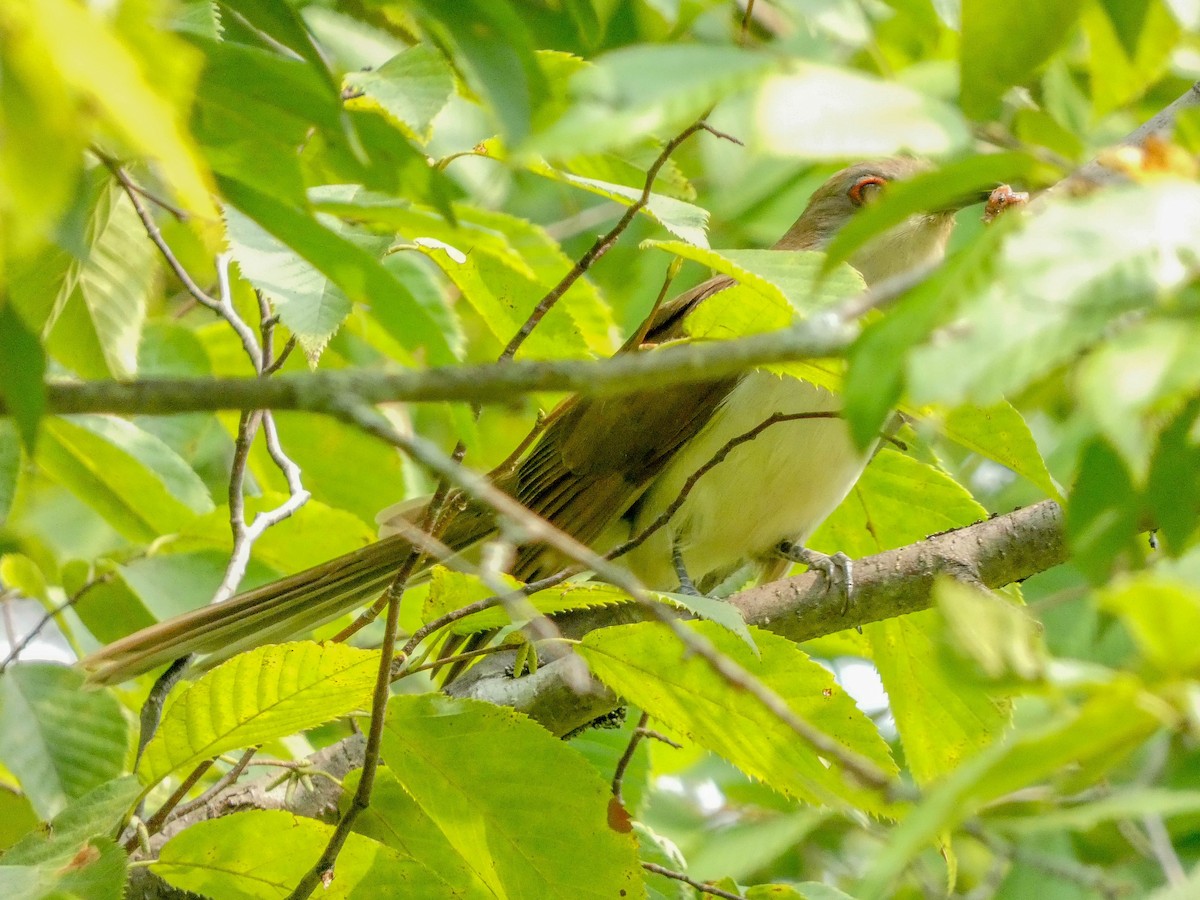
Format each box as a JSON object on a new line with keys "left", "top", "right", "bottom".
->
{"left": 80, "top": 536, "right": 419, "bottom": 685}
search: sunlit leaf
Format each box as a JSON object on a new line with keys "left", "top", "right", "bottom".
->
{"left": 343, "top": 767, "right": 492, "bottom": 898}
{"left": 222, "top": 180, "right": 459, "bottom": 364}
{"left": 1099, "top": 573, "right": 1200, "bottom": 676}
{"left": 26, "top": 0, "right": 213, "bottom": 216}
{"left": 48, "top": 184, "right": 157, "bottom": 380}
{"left": 580, "top": 620, "right": 898, "bottom": 814}
{"left": 139, "top": 643, "right": 378, "bottom": 787}
{"left": 2, "top": 777, "right": 140, "bottom": 867}
{"left": 519, "top": 155, "right": 709, "bottom": 247}
{"left": 381, "top": 694, "right": 643, "bottom": 897}
{"left": 155, "top": 809, "right": 446, "bottom": 898}
{"left": 938, "top": 401, "right": 1061, "bottom": 501}
{"left": 812, "top": 450, "right": 1009, "bottom": 786}
{"left": 908, "top": 181, "right": 1200, "bottom": 406}
{"left": 756, "top": 65, "right": 968, "bottom": 159}
{"left": 37, "top": 416, "right": 212, "bottom": 543}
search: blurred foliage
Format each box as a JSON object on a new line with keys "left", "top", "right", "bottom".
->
{"left": 2, "top": 0, "right": 1200, "bottom": 897}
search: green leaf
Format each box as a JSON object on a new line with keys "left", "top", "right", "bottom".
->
{"left": 857, "top": 678, "right": 1161, "bottom": 898}
{"left": 214, "top": 0, "right": 337, "bottom": 91}
{"left": 812, "top": 451, "right": 1009, "bottom": 786}
{"left": 381, "top": 694, "right": 643, "bottom": 898}
{"left": 421, "top": 566, "right": 523, "bottom": 628}
{"left": 221, "top": 179, "right": 460, "bottom": 365}
{"left": 843, "top": 221, "right": 1007, "bottom": 448}
{"left": 320, "top": 195, "right": 617, "bottom": 359}
{"left": 37, "top": 415, "right": 212, "bottom": 542}
{"left": 48, "top": 184, "right": 156, "bottom": 380}
{"left": 190, "top": 39, "right": 327, "bottom": 206}
{"left": 935, "top": 578, "right": 1047, "bottom": 683}
{"left": 520, "top": 155, "right": 710, "bottom": 247}
{"left": 657, "top": 590, "right": 758, "bottom": 655}
{"left": 756, "top": 64, "right": 969, "bottom": 158}
{"left": 1066, "top": 438, "right": 1143, "bottom": 581}
{"left": 0, "top": 836, "right": 126, "bottom": 900}
{"left": 3, "top": 777, "right": 140, "bottom": 867}
{"left": 0, "top": 664, "right": 129, "bottom": 820}
{"left": 987, "top": 787, "right": 1200, "bottom": 835}
{"left": 343, "top": 767, "right": 492, "bottom": 898}
{"left": 343, "top": 44, "right": 454, "bottom": 142}
{"left": 531, "top": 44, "right": 781, "bottom": 157}
{"left": 427, "top": 570, "right": 632, "bottom": 636}
{"left": 0, "top": 422, "right": 19, "bottom": 523}
{"left": 139, "top": 643, "right": 379, "bottom": 788}
{"left": 643, "top": 241, "right": 865, "bottom": 320}
{"left": 223, "top": 203, "right": 351, "bottom": 361}
{"left": 0, "top": 16, "right": 87, "bottom": 259}
{"left": 1076, "top": 318, "right": 1200, "bottom": 477}
{"left": 173, "top": 494, "right": 375, "bottom": 577}
{"left": 579, "top": 620, "right": 898, "bottom": 814}
{"left": 1099, "top": 573, "right": 1200, "bottom": 676}
{"left": 960, "top": 0, "right": 1087, "bottom": 118}
{"left": 939, "top": 401, "right": 1062, "bottom": 501}
{"left": 155, "top": 809, "right": 449, "bottom": 898}
{"left": 250, "top": 412, "right": 406, "bottom": 528}
{"left": 908, "top": 181, "right": 1200, "bottom": 406}
{"left": 411, "top": 0, "right": 548, "bottom": 144}
{"left": 1084, "top": 0, "right": 1179, "bottom": 115}
{"left": 0, "top": 303, "right": 44, "bottom": 451}
{"left": 27, "top": 0, "right": 213, "bottom": 216}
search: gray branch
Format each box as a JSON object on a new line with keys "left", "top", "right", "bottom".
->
{"left": 11, "top": 321, "right": 856, "bottom": 418}
{"left": 143, "top": 500, "right": 1067, "bottom": 856}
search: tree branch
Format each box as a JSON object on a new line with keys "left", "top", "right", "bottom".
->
{"left": 13, "top": 320, "right": 855, "bottom": 418}
{"left": 141, "top": 500, "right": 1068, "bottom": 854}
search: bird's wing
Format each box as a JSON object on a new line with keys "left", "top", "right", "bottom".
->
{"left": 503, "top": 274, "right": 739, "bottom": 580}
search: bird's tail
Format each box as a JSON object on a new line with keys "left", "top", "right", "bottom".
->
{"left": 81, "top": 535, "right": 423, "bottom": 685}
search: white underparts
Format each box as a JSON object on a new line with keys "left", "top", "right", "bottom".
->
{"left": 622, "top": 372, "right": 874, "bottom": 591}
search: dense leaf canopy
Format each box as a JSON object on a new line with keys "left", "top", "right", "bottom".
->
{"left": 2, "top": 1, "right": 1200, "bottom": 898}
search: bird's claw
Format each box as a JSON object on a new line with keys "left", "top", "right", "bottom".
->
{"left": 777, "top": 542, "right": 855, "bottom": 613}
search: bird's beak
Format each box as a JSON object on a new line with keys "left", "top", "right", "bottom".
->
{"left": 929, "top": 188, "right": 999, "bottom": 213}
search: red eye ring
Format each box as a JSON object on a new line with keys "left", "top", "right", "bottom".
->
{"left": 848, "top": 175, "right": 887, "bottom": 206}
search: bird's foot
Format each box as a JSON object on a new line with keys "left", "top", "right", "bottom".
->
{"left": 672, "top": 542, "right": 702, "bottom": 597}
{"left": 777, "top": 541, "right": 854, "bottom": 614}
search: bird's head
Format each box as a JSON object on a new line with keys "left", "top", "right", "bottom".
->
{"left": 777, "top": 157, "right": 960, "bottom": 284}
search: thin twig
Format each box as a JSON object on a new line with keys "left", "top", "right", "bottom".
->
{"left": 612, "top": 710, "right": 651, "bottom": 803}
{"left": 400, "top": 643, "right": 516, "bottom": 677}
{"left": 500, "top": 116, "right": 714, "bottom": 360}
{"left": 126, "top": 757, "right": 215, "bottom": 850}
{"left": 1141, "top": 813, "right": 1186, "bottom": 886}
{"left": 168, "top": 747, "right": 259, "bottom": 823}
{"left": 0, "top": 574, "right": 113, "bottom": 673}
{"left": 284, "top": 528, "right": 407, "bottom": 899}
{"left": 642, "top": 862, "right": 744, "bottom": 899}
{"left": 609, "top": 411, "right": 840, "bottom": 562}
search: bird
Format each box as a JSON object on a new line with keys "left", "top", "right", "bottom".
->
{"left": 82, "top": 157, "right": 973, "bottom": 685}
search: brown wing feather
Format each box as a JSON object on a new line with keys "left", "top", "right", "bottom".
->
{"left": 500, "top": 274, "right": 740, "bottom": 580}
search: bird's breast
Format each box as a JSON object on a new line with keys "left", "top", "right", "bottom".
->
{"left": 622, "top": 372, "right": 873, "bottom": 591}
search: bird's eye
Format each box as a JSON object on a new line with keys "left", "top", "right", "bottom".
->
{"left": 848, "top": 175, "right": 887, "bottom": 206}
